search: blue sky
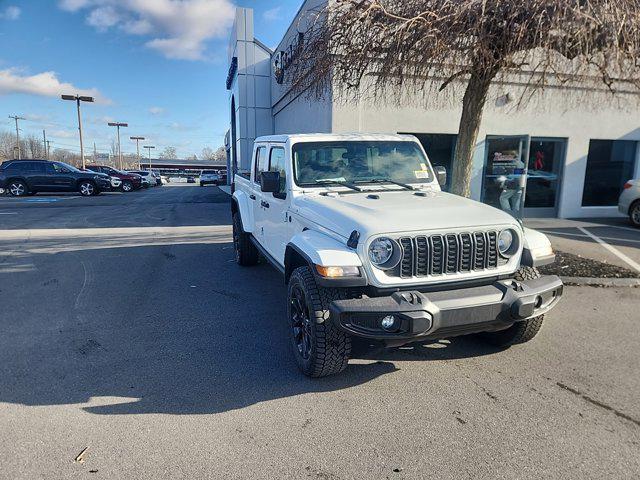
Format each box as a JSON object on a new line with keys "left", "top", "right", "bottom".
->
{"left": 0, "top": 0, "right": 302, "bottom": 158}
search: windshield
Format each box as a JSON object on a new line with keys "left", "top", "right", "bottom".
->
{"left": 293, "top": 141, "right": 433, "bottom": 187}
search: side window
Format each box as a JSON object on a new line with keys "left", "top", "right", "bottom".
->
{"left": 253, "top": 146, "right": 267, "bottom": 184}
{"left": 6, "top": 162, "right": 26, "bottom": 173}
{"left": 31, "top": 162, "right": 47, "bottom": 174}
{"left": 269, "top": 147, "right": 287, "bottom": 195}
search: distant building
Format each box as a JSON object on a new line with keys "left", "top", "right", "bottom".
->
{"left": 226, "top": 3, "right": 640, "bottom": 219}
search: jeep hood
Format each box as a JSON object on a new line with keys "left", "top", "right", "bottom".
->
{"left": 292, "top": 189, "right": 519, "bottom": 240}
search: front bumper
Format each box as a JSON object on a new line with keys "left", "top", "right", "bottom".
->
{"left": 330, "top": 275, "right": 563, "bottom": 343}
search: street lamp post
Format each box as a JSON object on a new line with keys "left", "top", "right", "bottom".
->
{"left": 108, "top": 122, "right": 128, "bottom": 170}
{"left": 143, "top": 145, "right": 155, "bottom": 172}
{"left": 130, "top": 136, "right": 145, "bottom": 169}
{"left": 61, "top": 95, "right": 94, "bottom": 169}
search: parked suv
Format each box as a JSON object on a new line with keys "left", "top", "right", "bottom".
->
{"left": 619, "top": 179, "right": 640, "bottom": 227}
{"left": 85, "top": 165, "right": 142, "bottom": 192}
{"left": 0, "top": 159, "right": 112, "bottom": 196}
{"left": 232, "top": 134, "right": 563, "bottom": 377}
{"left": 200, "top": 170, "right": 220, "bottom": 186}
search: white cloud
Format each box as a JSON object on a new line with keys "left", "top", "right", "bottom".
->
{"left": 58, "top": 0, "right": 236, "bottom": 61}
{"left": 0, "top": 6, "right": 21, "bottom": 20}
{"left": 263, "top": 7, "right": 281, "bottom": 22}
{"left": 149, "top": 106, "right": 164, "bottom": 115}
{"left": 50, "top": 129, "right": 78, "bottom": 139}
{"left": 0, "top": 68, "right": 111, "bottom": 104}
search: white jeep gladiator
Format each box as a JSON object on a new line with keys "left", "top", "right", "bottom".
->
{"left": 232, "top": 134, "right": 563, "bottom": 377}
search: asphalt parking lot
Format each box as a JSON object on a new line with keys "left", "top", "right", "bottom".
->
{"left": 1, "top": 185, "right": 639, "bottom": 479}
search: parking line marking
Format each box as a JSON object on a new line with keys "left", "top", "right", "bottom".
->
{"left": 578, "top": 227, "right": 640, "bottom": 273}
{"left": 0, "top": 212, "right": 18, "bottom": 215}
{"left": 607, "top": 224, "right": 640, "bottom": 234}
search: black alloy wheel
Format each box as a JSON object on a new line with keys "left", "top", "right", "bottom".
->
{"left": 290, "top": 285, "right": 312, "bottom": 360}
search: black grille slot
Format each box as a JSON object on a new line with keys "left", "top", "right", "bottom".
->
{"left": 473, "top": 232, "right": 487, "bottom": 270}
{"left": 487, "top": 231, "right": 498, "bottom": 268}
{"left": 460, "top": 233, "right": 473, "bottom": 271}
{"left": 399, "top": 237, "right": 414, "bottom": 278}
{"left": 445, "top": 234, "right": 458, "bottom": 274}
{"left": 430, "top": 235, "right": 445, "bottom": 275}
{"left": 415, "top": 236, "right": 429, "bottom": 276}
{"left": 388, "top": 231, "right": 502, "bottom": 279}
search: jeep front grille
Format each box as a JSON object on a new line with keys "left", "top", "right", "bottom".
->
{"left": 393, "top": 231, "right": 504, "bottom": 279}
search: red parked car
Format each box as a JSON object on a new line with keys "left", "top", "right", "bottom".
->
{"left": 85, "top": 165, "right": 142, "bottom": 192}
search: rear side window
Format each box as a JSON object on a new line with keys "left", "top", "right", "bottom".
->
{"left": 254, "top": 146, "right": 267, "bottom": 184}
{"left": 4, "top": 162, "right": 44, "bottom": 173}
{"left": 269, "top": 147, "right": 287, "bottom": 194}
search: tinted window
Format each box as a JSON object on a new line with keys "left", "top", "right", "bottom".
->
{"left": 582, "top": 140, "right": 638, "bottom": 206}
{"left": 269, "top": 147, "right": 287, "bottom": 193}
{"left": 254, "top": 146, "right": 267, "bottom": 184}
{"left": 5, "top": 162, "right": 28, "bottom": 173}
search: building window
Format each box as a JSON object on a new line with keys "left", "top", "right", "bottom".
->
{"left": 582, "top": 140, "right": 637, "bottom": 207}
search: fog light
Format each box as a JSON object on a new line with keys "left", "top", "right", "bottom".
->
{"left": 381, "top": 315, "right": 397, "bottom": 331}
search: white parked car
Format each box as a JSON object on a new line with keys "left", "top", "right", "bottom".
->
{"left": 128, "top": 170, "right": 155, "bottom": 188}
{"left": 200, "top": 170, "right": 220, "bottom": 186}
{"left": 232, "top": 134, "right": 563, "bottom": 377}
{"left": 618, "top": 179, "right": 640, "bottom": 227}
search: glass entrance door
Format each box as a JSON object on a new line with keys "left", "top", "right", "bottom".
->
{"left": 524, "top": 138, "right": 566, "bottom": 217}
{"left": 482, "top": 135, "right": 530, "bottom": 219}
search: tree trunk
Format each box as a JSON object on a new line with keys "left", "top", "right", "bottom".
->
{"left": 450, "top": 69, "right": 497, "bottom": 198}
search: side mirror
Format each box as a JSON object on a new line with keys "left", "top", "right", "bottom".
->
{"left": 434, "top": 166, "right": 447, "bottom": 187}
{"left": 260, "top": 171, "right": 280, "bottom": 193}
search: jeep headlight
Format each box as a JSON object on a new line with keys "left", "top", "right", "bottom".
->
{"left": 368, "top": 237, "right": 401, "bottom": 269}
{"left": 498, "top": 229, "right": 518, "bottom": 257}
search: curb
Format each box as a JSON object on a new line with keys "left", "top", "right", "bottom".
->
{"left": 561, "top": 276, "right": 640, "bottom": 288}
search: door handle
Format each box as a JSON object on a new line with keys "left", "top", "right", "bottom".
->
{"left": 249, "top": 194, "right": 256, "bottom": 200}
{"left": 261, "top": 201, "right": 270, "bottom": 209}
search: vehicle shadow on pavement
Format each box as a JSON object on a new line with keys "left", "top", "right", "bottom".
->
{"left": 0, "top": 239, "right": 504, "bottom": 417}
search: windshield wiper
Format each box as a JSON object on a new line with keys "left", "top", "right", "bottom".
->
{"left": 314, "top": 180, "right": 363, "bottom": 192}
{"left": 353, "top": 178, "right": 417, "bottom": 191}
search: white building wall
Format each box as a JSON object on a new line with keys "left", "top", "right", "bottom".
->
{"left": 227, "top": 8, "right": 273, "bottom": 173}
{"left": 332, "top": 85, "right": 640, "bottom": 218}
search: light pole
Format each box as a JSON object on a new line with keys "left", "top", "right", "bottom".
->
{"left": 130, "top": 136, "right": 145, "bottom": 169}
{"left": 108, "top": 122, "right": 128, "bottom": 170}
{"left": 8, "top": 115, "right": 24, "bottom": 159}
{"left": 61, "top": 95, "right": 94, "bottom": 169}
{"left": 143, "top": 145, "right": 155, "bottom": 172}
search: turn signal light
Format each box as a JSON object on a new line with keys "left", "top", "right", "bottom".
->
{"left": 623, "top": 182, "right": 633, "bottom": 189}
{"left": 315, "top": 265, "right": 360, "bottom": 278}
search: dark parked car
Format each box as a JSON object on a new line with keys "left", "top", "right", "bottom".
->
{"left": 85, "top": 165, "right": 142, "bottom": 192}
{"left": 187, "top": 176, "right": 196, "bottom": 183}
{"left": 0, "top": 159, "right": 112, "bottom": 197}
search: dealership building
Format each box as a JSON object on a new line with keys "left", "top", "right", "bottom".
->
{"left": 226, "top": 3, "right": 640, "bottom": 219}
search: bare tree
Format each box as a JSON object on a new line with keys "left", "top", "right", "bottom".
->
{"left": 288, "top": 0, "right": 640, "bottom": 196}
{"left": 159, "top": 146, "right": 177, "bottom": 159}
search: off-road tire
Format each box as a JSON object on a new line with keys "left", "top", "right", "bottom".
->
{"left": 288, "top": 266, "right": 354, "bottom": 378}
{"left": 630, "top": 201, "right": 640, "bottom": 227}
{"left": 232, "top": 212, "right": 259, "bottom": 266}
{"left": 478, "top": 266, "right": 545, "bottom": 347}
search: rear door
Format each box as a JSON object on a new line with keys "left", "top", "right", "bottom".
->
{"left": 252, "top": 145, "right": 269, "bottom": 245}
{"left": 29, "top": 162, "right": 50, "bottom": 190}
{"left": 261, "top": 145, "right": 290, "bottom": 263}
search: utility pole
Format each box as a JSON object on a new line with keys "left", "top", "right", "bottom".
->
{"left": 9, "top": 115, "right": 24, "bottom": 159}
{"left": 61, "top": 95, "right": 94, "bottom": 169}
{"left": 46, "top": 140, "right": 52, "bottom": 159}
{"left": 108, "top": 122, "right": 128, "bottom": 170}
{"left": 93, "top": 142, "right": 97, "bottom": 163}
{"left": 43, "top": 130, "right": 47, "bottom": 159}
{"left": 143, "top": 145, "right": 155, "bottom": 172}
{"left": 130, "top": 136, "right": 145, "bottom": 169}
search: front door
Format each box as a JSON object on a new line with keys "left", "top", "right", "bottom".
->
{"left": 49, "top": 163, "right": 76, "bottom": 191}
{"left": 482, "top": 135, "right": 530, "bottom": 219}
